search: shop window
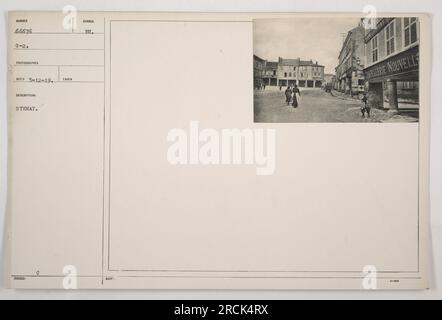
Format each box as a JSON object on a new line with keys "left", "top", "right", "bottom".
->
{"left": 397, "top": 81, "right": 419, "bottom": 103}
{"left": 404, "top": 17, "right": 418, "bottom": 47}
{"left": 399, "top": 81, "right": 418, "bottom": 90}
{"left": 385, "top": 21, "right": 395, "bottom": 56}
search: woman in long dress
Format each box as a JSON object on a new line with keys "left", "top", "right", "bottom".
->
{"left": 291, "top": 85, "right": 300, "bottom": 108}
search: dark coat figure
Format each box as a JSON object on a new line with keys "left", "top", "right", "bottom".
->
{"left": 285, "top": 87, "right": 292, "bottom": 105}
{"left": 292, "top": 85, "right": 300, "bottom": 108}
{"left": 361, "top": 93, "right": 370, "bottom": 118}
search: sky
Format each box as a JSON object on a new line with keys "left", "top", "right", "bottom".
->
{"left": 253, "top": 18, "right": 361, "bottom": 74}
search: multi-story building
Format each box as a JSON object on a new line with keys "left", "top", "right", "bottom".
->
{"left": 335, "top": 24, "right": 366, "bottom": 96}
{"left": 277, "top": 58, "right": 299, "bottom": 87}
{"left": 363, "top": 17, "right": 419, "bottom": 110}
{"left": 324, "top": 74, "right": 335, "bottom": 85}
{"left": 262, "top": 61, "right": 278, "bottom": 87}
{"left": 254, "top": 55, "right": 325, "bottom": 89}
{"left": 253, "top": 54, "right": 265, "bottom": 89}
{"left": 277, "top": 57, "right": 324, "bottom": 88}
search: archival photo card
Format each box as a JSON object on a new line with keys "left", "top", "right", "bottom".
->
{"left": 5, "top": 11, "right": 430, "bottom": 290}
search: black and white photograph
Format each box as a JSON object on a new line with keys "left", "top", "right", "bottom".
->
{"left": 253, "top": 17, "right": 420, "bottom": 123}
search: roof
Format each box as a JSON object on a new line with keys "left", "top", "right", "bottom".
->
{"left": 279, "top": 57, "right": 324, "bottom": 68}
{"left": 364, "top": 18, "right": 395, "bottom": 43}
{"left": 279, "top": 58, "right": 300, "bottom": 66}
{"left": 253, "top": 54, "right": 265, "bottom": 62}
{"left": 299, "top": 60, "right": 324, "bottom": 67}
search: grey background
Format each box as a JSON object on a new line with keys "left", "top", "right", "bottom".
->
{"left": 0, "top": 0, "right": 441, "bottom": 299}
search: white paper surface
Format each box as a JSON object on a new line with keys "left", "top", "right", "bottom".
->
{"left": 5, "top": 11, "right": 431, "bottom": 289}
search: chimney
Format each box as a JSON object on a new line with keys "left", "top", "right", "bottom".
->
{"left": 278, "top": 57, "right": 282, "bottom": 63}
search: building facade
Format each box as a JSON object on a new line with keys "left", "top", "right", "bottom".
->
{"left": 253, "top": 55, "right": 325, "bottom": 89}
{"left": 335, "top": 24, "right": 366, "bottom": 96}
{"left": 324, "top": 74, "right": 335, "bottom": 85}
{"left": 262, "top": 61, "right": 278, "bottom": 86}
{"left": 277, "top": 57, "right": 324, "bottom": 88}
{"left": 253, "top": 54, "right": 265, "bottom": 89}
{"left": 363, "top": 17, "right": 419, "bottom": 110}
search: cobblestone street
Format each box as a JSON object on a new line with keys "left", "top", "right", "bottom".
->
{"left": 254, "top": 88, "right": 419, "bottom": 123}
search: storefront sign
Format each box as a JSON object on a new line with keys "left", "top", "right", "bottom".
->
{"left": 364, "top": 46, "right": 419, "bottom": 81}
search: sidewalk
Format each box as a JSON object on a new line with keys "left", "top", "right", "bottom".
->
{"left": 330, "top": 90, "right": 419, "bottom": 123}
{"left": 330, "top": 90, "right": 361, "bottom": 101}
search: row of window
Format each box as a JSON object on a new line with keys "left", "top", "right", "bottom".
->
{"left": 266, "top": 67, "right": 323, "bottom": 77}
{"left": 282, "top": 71, "right": 322, "bottom": 77}
{"left": 282, "top": 66, "right": 322, "bottom": 71}
{"left": 371, "top": 18, "right": 418, "bottom": 63}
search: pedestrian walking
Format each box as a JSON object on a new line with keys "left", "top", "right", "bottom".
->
{"left": 361, "top": 92, "right": 370, "bottom": 118}
{"left": 285, "top": 86, "right": 292, "bottom": 106}
{"left": 292, "top": 84, "right": 301, "bottom": 108}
